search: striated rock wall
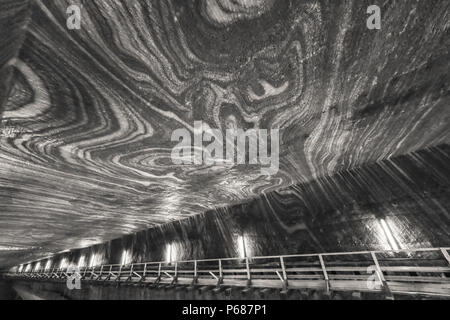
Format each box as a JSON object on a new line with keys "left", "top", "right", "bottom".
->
{"left": 32, "top": 144, "right": 450, "bottom": 268}
{"left": 1, "top": 0, "right": 449, "bottom": 267}
{"left": 0, "top": 0, "right": 31, "bottom": 114}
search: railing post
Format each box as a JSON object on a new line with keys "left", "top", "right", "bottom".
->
{"left": 193, "top": 260, "right": 198, "bottom": 285}
{"left": 194, "top": 260, "right": 197, "bottom": 278}
{"left": 218, "top": 259, "right": 223, "bottom": 285}
{"left": 440, "top": 248, "right": 450, "bottom": 266}
{"left": 370, "top": 251, "right": 394, "bottom": 300}
{"left": 318, "top": 254, "right": 330, "bottom": 294}
{"left": 245, "top": 257, "right": 251, "bottom": 287}
{"left": 128, "top": 264, "right": 134, "bottom": 282}
{"left": 142, "top": 263, "right": 147, "bottom": 281}
{"left": 156, "top": 262, "right": 161, "bottom": 283}
{"left": 173, "top": 262, "right": 178, "bottom": 284}
{"left": 117, "top": 265, "right": 123, "bottom": 282}
{"left": 279, "top": 256, "right": 288, "bottom": 290}
{"left": 109, "top": 265, "right": 112, "bottom": 278}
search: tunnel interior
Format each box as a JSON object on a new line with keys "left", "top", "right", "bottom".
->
{"left": 0, "top": 0, "right": 449, "bottom": 300}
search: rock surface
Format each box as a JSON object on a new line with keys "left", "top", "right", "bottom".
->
{"left": 0, "top": 0, "right": 449, "bottom": 267}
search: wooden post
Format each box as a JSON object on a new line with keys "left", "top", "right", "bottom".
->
{"left": 156, "top": 262, "right": 162, "bottom": 283}
{"left": 245, "top": 257, "right": 251, "bottom": 286}
{"left": 174, "top": 262, "right": 178, "bottom": 284}
{"left": 318, "top": 254, "right": 330, "bottom": 293}
{"left": 370, "top": 252, "right": 385, "bottom": 282}
{"left": 193, "top": 260, "right": 198, "bottom": 285}
{"left": 280, "top": 257, "right": 287, "bottom": 281}
{"left": 280, "top": 256, "right": 288, "bottom": 290}
{"left": 129, "top": 264, "right": 134, "bottom": 282}
{"left": 118, "top": 265, "right": 123, "bottom": 282}
{"left": 370, "top": 251, "right": 394, "bottom": 300}
{"left": 143, "top": 263, "right": 147, "bottom": 281}
{"left": 440, "top": 248, "right": 450, "bottom": 266}
{"left": 218, "top": 259, "right": 223, "bottom": 285}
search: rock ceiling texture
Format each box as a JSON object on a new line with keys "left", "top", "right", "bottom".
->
{"left": 0, "top": 0, "right": 449, "bottom": 267}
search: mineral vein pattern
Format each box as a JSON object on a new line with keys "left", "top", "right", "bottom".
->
{"left": 0, "top": 0, "right": 449, "bottom": 267}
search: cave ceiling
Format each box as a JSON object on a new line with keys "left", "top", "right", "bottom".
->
{"left": 0, "top": 0, "right": 449, "bottom": 267}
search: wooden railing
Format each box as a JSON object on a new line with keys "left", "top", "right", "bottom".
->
{"left": 5, "top": 247, "right": 450, "bottom": 298}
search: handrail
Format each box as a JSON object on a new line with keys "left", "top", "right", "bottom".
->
{"left": 11, "top": 247, "right": 450, "bottom": 271}
{"left": 9, "top": 247, "right": 450, "bottom": 272}
{"left": 5, "top": 247, "right": 450, "bottom": 298}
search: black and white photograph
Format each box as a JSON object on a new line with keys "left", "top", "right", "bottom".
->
{"left": 0, "top": 0, "right": 449, "bottom": 307}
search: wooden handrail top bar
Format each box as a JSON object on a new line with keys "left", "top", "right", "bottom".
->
{"left": 9, "top": 247, "right": 450, "bottom": 275}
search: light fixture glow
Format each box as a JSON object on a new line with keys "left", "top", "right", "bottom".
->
{"left": 89, "top": 253, "right": 96, "bottom": 267}
{"left": 88, "top": 252, "right": 102, "bottom": 267}
{"left": 237, "top": 235, "right": 248, "bottom": 259}
{"left": 165, "top": 244, "right": 172, "bottom": 263}
{"left": 165, "top": 243, "right": 178, "bottom": 263}
{"left": 120, "top": 249, "right": 132, "bottom": 266}
{"left": 77, "top": 255, "right": 86, "bottom": 268}
{"left": 45, "top": 260, "right": 52, "bottom": 271}
{"left": 34, "top": 262, "right": 41, "bottom": 272}
{"left": 380, "top": 219, "right": 400, "bottom": 251}
{"left": 59, "top": 258, "right": 68, "bottom": 270}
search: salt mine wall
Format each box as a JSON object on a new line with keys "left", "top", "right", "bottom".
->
{"left": 24, "top": 144, "right": 449, "bottom": 270}
{"left": 0, "top": 0, "right": 30, "bottom": 114}
{"left": 2, "top": 0, "right": 450, "bottom": 270}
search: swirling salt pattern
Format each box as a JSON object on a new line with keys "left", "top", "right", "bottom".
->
{"left": 0, "top": 0, "right": 449, "bottom": 267}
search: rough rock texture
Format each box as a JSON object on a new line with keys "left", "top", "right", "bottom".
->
{"left": 0, "top": 0, "right": 31, "bottom": 115}
{"left": 0, "top": 0, "right": 449, "bottom": 267}
{"left": 21, "top": 144, "right": 449, "bottom": 269}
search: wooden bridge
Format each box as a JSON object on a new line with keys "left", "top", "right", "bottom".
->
{"left": 5, "top": 247, "right": 450, "bottom": 299}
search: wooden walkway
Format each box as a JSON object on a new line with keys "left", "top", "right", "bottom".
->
{"left": 6, "top": 247, "right": 450, "bottom": 298}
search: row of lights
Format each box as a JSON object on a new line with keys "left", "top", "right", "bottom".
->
{"left": 15, "top": 235, "right": 252, "bottom": 272}
{"left": 164, "top": 235, "right": 251, "bottom": 263}
{"left": 16, "top": 252, "right": 104, "bottom": 273}
{"left": 14, "top": 219, "right": 402, "bottom": 272}
{"left": 378, "top": 218, "right": 401, "bottom": 251}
